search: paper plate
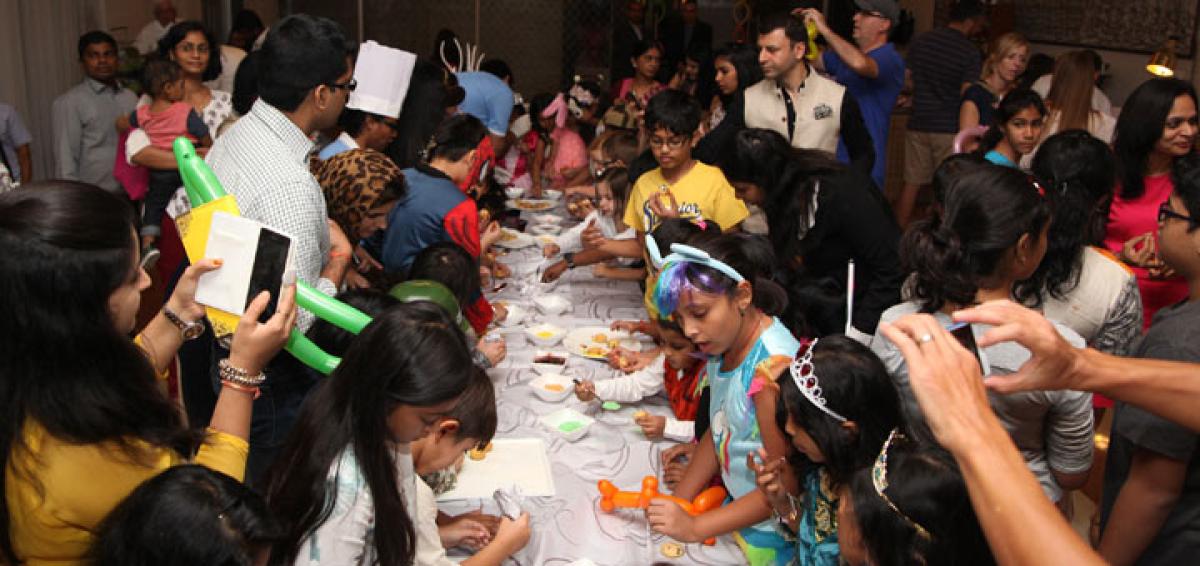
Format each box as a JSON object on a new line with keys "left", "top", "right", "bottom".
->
{"left": 506, "top": 198, "right": 556, "bottom": 212}
{"left": 563, "top": 326, "right": 642, "bottom": 360}
{"left": 494, "top": 228, "right": 535, "bottom": 249}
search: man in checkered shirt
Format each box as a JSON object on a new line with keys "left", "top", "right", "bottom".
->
{"left": 205, "top": 14, "right": 354, "bottom": 484}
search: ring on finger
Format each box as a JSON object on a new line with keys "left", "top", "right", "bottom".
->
{"left": 918, "top": 333, "right": 934, "bottom": 344}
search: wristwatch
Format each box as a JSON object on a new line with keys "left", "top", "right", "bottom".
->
{"left": 564, "top": 252, "right": 577, "bottom": 269}
{"left": 163, "top": 306, "right": 205, "bottom": 341}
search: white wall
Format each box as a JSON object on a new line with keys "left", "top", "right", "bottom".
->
{"left": 1028, "top": 40, "right": 1199, "bottom": 108}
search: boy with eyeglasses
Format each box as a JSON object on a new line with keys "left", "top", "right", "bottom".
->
{"left": 622, "top": 89, "right": 748, "bottom": 318}
{"left": 1100, "top": 154, "right": 1200, "bottom": 566}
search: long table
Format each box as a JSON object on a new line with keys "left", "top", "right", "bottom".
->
{"left": 440, "top": 206, "right": 744, "bottom": 565}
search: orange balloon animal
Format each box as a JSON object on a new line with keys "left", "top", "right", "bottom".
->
{"left": 597, "top": 476, "right": 727, "bottom": 545}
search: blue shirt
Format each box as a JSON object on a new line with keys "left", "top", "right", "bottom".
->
{"left": 455, "top": 71, "right": 513, "bottom": 136}
{"left": 824, "top": 44, "right": 905, "bottom": 189}
{"left": 984, "top": 149, "right": 1017, "bottom": 168}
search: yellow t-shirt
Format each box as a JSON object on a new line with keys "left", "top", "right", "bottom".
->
{"left": 6, "top": 420, "right": 248, "bottom": 565}
{"left": 625, "top": 162, "right": 749, "bottom": 319}
{"left": 623, "top": 162, "right": 749, "bottom": 235}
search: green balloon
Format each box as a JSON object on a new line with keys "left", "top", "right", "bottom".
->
{"left": 388, "top": 280, "right": 472, "bottom": 335}
{"left": 174, "top": 137, "right": 370, "bottom": 375}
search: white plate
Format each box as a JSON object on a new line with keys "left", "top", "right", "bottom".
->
{"left": 494, "top": 228, "right": 535, "bottom": 249}
{"left": 563, "top": 326, "right": 642, "bottom": 360}
{"left": 506, "top": 198, "right": 556, "bottom": 212}
{"left": 436, "top": 438, "right": 556, "bottom": 500}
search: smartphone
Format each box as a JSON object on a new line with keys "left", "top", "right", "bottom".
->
{"left": 947, "top": 322, "right": 988, "bottom": 375}
{"left": 246, "top": 227, "right": 291, "bottom": 323}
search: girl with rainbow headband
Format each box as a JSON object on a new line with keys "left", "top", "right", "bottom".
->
{"left": 644, "top": 232, "right": 798, "bottom": 566}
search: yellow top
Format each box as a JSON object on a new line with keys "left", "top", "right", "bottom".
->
{"left": 622, "top": 162, "right": 748, "bottom": 235}
{"left": 625, "top": 162, "right": 749, "bottom": 320}
{"left": 5, "top": 420, "right": 248, "bottom": 565}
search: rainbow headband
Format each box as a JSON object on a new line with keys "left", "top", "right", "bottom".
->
{"left": 647, "top": 234, "right": 745, "bottom": 317}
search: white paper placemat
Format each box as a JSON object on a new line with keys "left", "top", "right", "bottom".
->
{"left": 436, "top": 438, "right": 555, "bottom": 500}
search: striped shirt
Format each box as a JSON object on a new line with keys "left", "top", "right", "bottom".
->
{"left": 906, "top": 27, "right": 981, "bottom": 133}
{"left": 206, "top": 99, "right": 333, "bottom": 331}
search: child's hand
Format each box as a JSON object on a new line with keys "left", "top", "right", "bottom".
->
{"left": 580, "top": 220, "right": 603, "bottom": 248}
{"left": 610, "top": 319, "right": 649, "bottom": 335}
{"left": 1120, "top": 232, "right": 1157, "bottom": 267}
{"left": 574, "top": 380, "right": 597, "bottom": 402}
{"left": 542, "top": 243, "right": 561, "bottom": 257}
{"left": 663, "top": 457, "right": 689, "bottom": 489}
{"left": 606, "top": 346, "right": 637, "bottom": 372}
{"left": 493, "top": 262, "right": 512, "bottom": 279}
{"left": 592, "top": 264, "right": 614, "bottom": 279}
{"left": 747, "top": 447, "right": 790, "bottom": 512}
{"left": 492, "top": 303, "right": 509, "bottom": 322}
{"left": 479, "top": 266, "right": 492, "bottom": 290}
{"left": 492, "top": 513, "right": 532, "bottom": 554}
{"left": 646, "top": 498, "right": 701, "bottom": 542}
{"left": 476, "top": 335, "right": 507, "bottom": 366}
{"left": 542, "top": 260, "right": 568, "bottom": 282}
{"left": 439, "top": 516, "right": 491, "bottom": 550}
{"left": 648, "top": 189, "right": 681, "bottom": 220}
{"left": 661, "top": 443, "right": 695, "bottom": 467}
{"left": 635, "top": 412, "right": 667, "bottom": 439}
{"left": 480, "top": 220, "right": 502, "bottom": 250}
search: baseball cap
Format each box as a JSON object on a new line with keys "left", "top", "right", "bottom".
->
{"left": 854, "top": 0, "right": 899, "bottom": 26}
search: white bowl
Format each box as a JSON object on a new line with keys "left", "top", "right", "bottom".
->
{"left": 531, "top": 350, "right": 570, "bottom": 374}
{"left": 533, "top": 294, "right": 570, "bottom": 315}
{"left": 497, "top": 303, "right": 526, "bottom": 327}
{"left": 505, "top": 186, "right": 525, "bottom": 199}
{"left": 529, "top": 373, "right": 573, "bottom": 402}
{"left": 532, "top": 213, "right": 562, "bottom": 225}
{"left": 526, "top": 323, "right": 566, "bottom": 347}
{"left": 542, "top": 189, "right": 563, "bottom": 202}
{"left": 530, "top": 223, "right": 562, "bottom": 236}
{"left": 539, "top": 407, "right": 594, "bottom": 442}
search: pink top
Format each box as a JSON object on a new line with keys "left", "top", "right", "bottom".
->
{"left": 1104, "top": 173, "right": 1189, "bottom": 328}
{"left": 615, "top": 78, "right": 666, "bottom": 109}
{"left": 548, "top": 127, "right": 587, "bottom": 188}
{"left": 134, "top": 102, "right": 202, "bottom": 150}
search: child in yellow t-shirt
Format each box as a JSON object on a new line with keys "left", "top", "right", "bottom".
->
{"left": 622, "top": 90, "right": 748, "bottom": 237}
{"left": 621, "top": 89, "right": 748, "bottom": 316}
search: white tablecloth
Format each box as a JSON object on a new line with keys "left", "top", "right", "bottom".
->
{"left": 440, "top": 208, "right": 745, "bottom": 565}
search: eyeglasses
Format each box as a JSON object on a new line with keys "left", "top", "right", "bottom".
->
{"left": 378, "top": 118, "right": 402, "bottom": 133}
{"left": 857, "top": 9, "right": 887, "bottom": 19}
{"left": 1158, "top": 201, "right": 1198, "bottom": 227}
{"left": 327, "top": 78, "right": 358, "bottom": 92}
{"left": 648, "top": 135, "right": 688, "bottom": 150}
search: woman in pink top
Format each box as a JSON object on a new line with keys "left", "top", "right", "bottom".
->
{"left": 1107, "top": 78, "right": 1198, "bottom": 327}
{"left": 614, "top": 40, "right": 666, "bottom": 111}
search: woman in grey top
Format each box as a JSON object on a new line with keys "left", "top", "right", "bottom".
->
{"left": 871, "top": 164, "right": 1093, "bottom": 504}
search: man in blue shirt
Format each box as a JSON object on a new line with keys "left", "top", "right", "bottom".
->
{"left": 802, "top": 0, "right": 905, "bottom": 191}
{"left": 456, "top": 70, "right": 513, "bottom": 156}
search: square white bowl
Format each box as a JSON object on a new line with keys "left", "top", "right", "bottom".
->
{"left": 505, "top": 186, "right": 525, "bottom": 199}
{"left": 529, "top": 373, "right": 573, "bottom": 402}
{"left": 542, "top": 189, "right": 563, "bottom": 201}
{"left": 530, "top": 223, "right": 562, "bottom": 236}
{"left": 539, "top": 407, "right": 594, "bottom": 442}
{"left": 533, "top": 294, "right": 570, "bottom": 315}
{"left": 526, "top": 323, "right": 566, "bottom": 347}
{"left": 531, "top": 350, "right": 569, "bottom": 374}
{"left": 496, "top": 303, "right": 526, "bottom": 327}
{"left": 532, "top": 213, "right": 562, "bottom": 225}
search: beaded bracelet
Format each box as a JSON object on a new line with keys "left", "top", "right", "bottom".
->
{"left": 220, "top": 380, "right": 261, "bottom": 399}
{"left": 218, "top": 358, "right": 266, "bottom": 388}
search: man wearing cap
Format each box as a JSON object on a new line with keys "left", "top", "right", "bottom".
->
{"left": 318, "top": 41, "right": 414, "bottom": 161}
{"left": 801, "top": 1, "right": 904, "bottom": 191}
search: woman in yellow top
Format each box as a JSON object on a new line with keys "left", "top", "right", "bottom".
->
{"left": 0, "top": 181, "right": 296, "bottom": 565}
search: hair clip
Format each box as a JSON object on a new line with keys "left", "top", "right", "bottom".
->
{"left": 872, "top": 429, "right": 932, "bottom": 541}
{"left": 644, "top": 234, "right": 745, "bottom": 282}
{"left": 789, "top": 339, "right": 847, "bottom": 422}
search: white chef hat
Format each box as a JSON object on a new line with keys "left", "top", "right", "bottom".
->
{"left": 347, "top": 41, "right": 417, "bottom": 119}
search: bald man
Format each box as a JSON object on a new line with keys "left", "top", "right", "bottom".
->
{"left": 134, "top": 0, "right": 178, "bottom": 55}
